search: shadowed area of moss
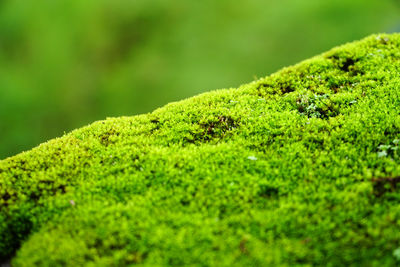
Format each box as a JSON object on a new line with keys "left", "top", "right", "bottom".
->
{"left": 1, "top": 33, "right": 400, "bottom": 266}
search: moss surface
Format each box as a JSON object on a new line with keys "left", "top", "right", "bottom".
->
{"left": 2, "top": 33, "right": 400, "bottom": 266}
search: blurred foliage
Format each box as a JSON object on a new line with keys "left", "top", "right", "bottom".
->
{"left": 0, "top": 0, "right": 399, "bottom": 159}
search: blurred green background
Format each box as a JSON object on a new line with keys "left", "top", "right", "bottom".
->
{"left": 0, "top": 0, "right": 399, "bottom": 159}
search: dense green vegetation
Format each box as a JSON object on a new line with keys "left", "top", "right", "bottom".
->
{"left": 1, "top": 33, "right": 400, "bottom": 266}
{"left": 1, "top": 0, "right": 399, "bottom": 159}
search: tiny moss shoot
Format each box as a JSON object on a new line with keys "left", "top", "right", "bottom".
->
{"left": 1, "top": 34, "right": 400, "bottom": 266}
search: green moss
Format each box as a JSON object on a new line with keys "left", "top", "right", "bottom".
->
{"left": 2, "top": 33, "right": 400, "bottom": 266}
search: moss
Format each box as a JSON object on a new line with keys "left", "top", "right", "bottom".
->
{"left": 1, "top": 33, "right": 400, "bottom": 266}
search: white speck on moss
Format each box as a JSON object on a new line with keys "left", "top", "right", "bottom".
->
{"left": 377, "top": 151, "right": 387, "bottom": 158}
{"left": 393, "top": 247, "right": 400, "bottom": 261}
{"left": 247, "top": 156, "right": 257, "bottom": 161}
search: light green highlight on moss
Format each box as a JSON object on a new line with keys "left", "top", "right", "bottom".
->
{"left": 1, "top": 33, "right": 400, "bottom": 266}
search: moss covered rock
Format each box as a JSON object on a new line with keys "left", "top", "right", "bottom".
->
{"left": 2, "top": 33, "right": 400, "bottom": 266}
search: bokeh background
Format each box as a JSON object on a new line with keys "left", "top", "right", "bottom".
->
{"left": 0, "top": 0, "right": 399, "bottom": 159}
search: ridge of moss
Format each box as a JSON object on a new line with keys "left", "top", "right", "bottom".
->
{"left": 2, "top": 33, "right": 400, "bottom": 266}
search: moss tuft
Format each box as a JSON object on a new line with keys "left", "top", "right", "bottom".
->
{"left": 2, "top": 33, "right": 400, "bottom": 266}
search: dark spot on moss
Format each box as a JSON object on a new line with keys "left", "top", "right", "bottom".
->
{"left": 150, "top": 118, "right": 159, "bottom": 124}
{"left": 3, "top": 192, "right": 11, "bottom": 202}
{"left": 0, "top": 191, "right": 12, "bottom": 208}
{"left": 149, "top": 117, "right": 161, "bottom": 133}
{"left": 349, "top": 67, "right": 365, "bottom": 77}
{"left": 246, "top": 142, "right": 269, "bottom": 153}
{"left": 384, "top": 126, "right": 400, "bottom": 137}
{"left": 239, "top": 238, "right": 249, "bottom": 254}
{"left": 377, "top": 36, "right": 390, "bottom": 45}
{"left": 327, "top": 54, "right": 361, "bottom": 73}
{"left": 317, "top": 106, "right": 338, "bottom": 119}
{"left": 27, "top": 180, "right": 67, "bottom": 202}
{"left": 325, "top": 76, "right": 357, "bottom": 92}
{"left": 7, "top": 159, "right": 30, "bottom": 172}
{"left": 0, "top": 213, "right": 33, "bottom": 261}
{"left": 372, "top": 176, "right": 400, "bottom": 197}
{"left": 258, "top": 184, "right": 279, "bottom": 198}
{"left": 130, "top": 154, "right": 141, "bottom": 170}
{"left": 331, "top": 87, "right": 340, "bottom": 94}
{"left": 99, "top": 129, "right": 120, "bottom": 146}
{"left": 186, "top": 116, "right": 239, "bottom": 144}
{"left": 257, "top": 78, "right": 296, "bottom": 96}
{"left": 90, "top": 237, "right": 104, "bottom": 251}
{"left": 280, "top": 82, "right": 296, "bottom": 94}
{"left": 203, "top": 116, "right": 238, "bottom": 139}
{"left": 180, "top": 198, "right": 190, "bottom": 206}
{"left": 296, "top": 95, "right": 339, "bottom": 119}
{"left": 340, "top": 58, "right": 355, "bottom": 72}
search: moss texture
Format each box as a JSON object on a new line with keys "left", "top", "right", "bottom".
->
{"left": 1, "top": 33, "right": 400, "bottom": 266}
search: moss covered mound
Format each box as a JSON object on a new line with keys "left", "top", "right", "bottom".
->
{"left": 2, "top": 34, "right": 400, "bottom": 266}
